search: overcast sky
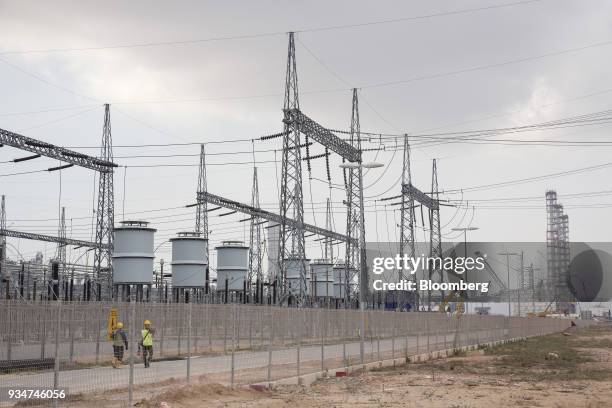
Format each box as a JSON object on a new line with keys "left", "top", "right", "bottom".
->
{"left": 1, "top": 0, "right": 611, "bottom": 276}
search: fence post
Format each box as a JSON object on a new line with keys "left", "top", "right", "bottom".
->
{"left": 69, "top": 301, "right": 75, "bottom": 363}
{"left": 128, "top": 297, "right": 136, "bottom": 406}
{"left": 178, "top": 305, "right": 182, "bottom": 356}
{"left": 360, "top": 303, "right": 365, "bottom": 366}
{"left": 297, "top": 310, "right": 302, "bottom": 382}
{"left": 405, "top": 317, "right": 409, "bottom": 361}
{"left": 391, "top": 313, "right": 396, "bottom": 362}
{"left": 160, "top": 301, "right": 166, "bottom": 357}
{"left": 95, "top": 302, "right": 102, "bottom": 364}
{"left": 267, "top": 307, "right": 275, "bottom": 386}
{"left": 207, "top": 304, "right": 212, "bottom": 351}
{"left": 40, "top": 305, "right": 47, "bottom": 359}
{"left": 230, "top": 303, "right": 236, "bottom": 389}
{"left": 320, "top": 309, "right": 325, "bottom": 374}
{"left": 426, "top": 316, "right": 430, "bottom": 353}
{"left": 342, "top": 309, "right": 347, "bottom": 367}
{"left": 52, "top": 300, "right": 61, "bottom": 408}
{"left": 187, "top": 302, "right": 192, "bottom": 382}
{"left": 6, "top": 300, "right": 12, "bottom": 362}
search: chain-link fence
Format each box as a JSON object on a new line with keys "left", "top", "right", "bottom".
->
{"left": 0, "top": 300, "right": 573, "bottom": 407}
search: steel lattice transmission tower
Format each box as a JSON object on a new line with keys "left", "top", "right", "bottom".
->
{"left": 195, "top": 144, "right": 208, "bottom": 238}
{"left": 428, "top": 159, "right": 443, "bottom": 307}
{"left": 248, "top": 166, "right": 263, "bottom": 297}
{"left": 195, "top": 144, "right": 210, "bottom": 293}
{"left": 345, "top": 88, "right": 366, "bottom": 305}
{"left": 278, "top": 32, "right": 307, "bottom": 305}
{"left": 93, "top": 104, "right": 114, "bottom": 300}
{"left": 399, "top": 135, "right": 416, "bottom": 282}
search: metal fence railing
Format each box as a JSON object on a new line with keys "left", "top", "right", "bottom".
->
{"left": 0, "top": 300, "right": 573, "bottom": 407}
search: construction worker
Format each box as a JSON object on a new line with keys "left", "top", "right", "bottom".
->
{"left": 139, "top": 319, "right": 155, "bottom": 368}
{"left": 111, "top": 322, "right": 128, "bottom": 368}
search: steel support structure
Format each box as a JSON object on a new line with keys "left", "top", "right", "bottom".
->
{"left": 195, "top": 144, "right": 208, "bottom": 237}
{"left": 399, "top": 135, "right": 416, "bottom": 281}
{"left": 278, "top": 32, "right": 307, "bottom": 305}
{"left": 0, "top": 128, "right": 116, "bottom": 171}
{"left": 195, "top": 144, "right": 210, "bottom": 294}
{"left": 0, "top": 229, "right": 106, "bottom": 249}
{"left": 399, "top": 135, "right": 417, "bottom": 308}
{"left": 197, "top": 191, "right": 354, "bottom": 245}
{"left": 93, "top": 104, "right": 115, "bottom": 300}
{"left": 546, "top": 190, "right": 572, "bottom": 310}
{"left": 0, "top": 113, "right": 116, "bottom": 299}
{"left": 248, "top": 167, "right": 263, "bottom": 299}
{"left": 344, "top": 89, "right": 367, "bottom": 305}
{"left": 428, "top": 160, "right": 443, "bottom": 309}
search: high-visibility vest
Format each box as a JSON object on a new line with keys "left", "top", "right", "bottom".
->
{"left": 141, "top": 329, "right": 153, "bottom": 346}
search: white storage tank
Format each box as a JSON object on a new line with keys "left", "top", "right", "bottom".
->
{"left": 112, "top": 220, "right": 156, "bottom": 284}
{"left": 216, "top": 241, "right": 249, "bottom": 291}
{"left": 310, "top": 259, "right": 333, "bottom": 297}
{"left": 171, "top": 232, "right": 208, "bottom": 288}
{"left": 284, "top": 258, "right": 310, "bottom": 295}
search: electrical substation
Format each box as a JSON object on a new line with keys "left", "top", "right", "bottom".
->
{"left": 0, "top": 33, "right": 576, "bottom": 313}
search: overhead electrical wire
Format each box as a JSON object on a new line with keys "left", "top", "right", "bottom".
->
{"left": 0, "top": 0, "right": 543, "bottom": 55}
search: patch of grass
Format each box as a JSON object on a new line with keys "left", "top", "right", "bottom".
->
{"left": 485, "top": 334, "right": 591, "bottom": 369}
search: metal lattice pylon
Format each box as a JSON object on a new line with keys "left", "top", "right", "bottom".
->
{"left": 345, "top": 88, "right": 366, "bottom": 305}
{"left": 93, "top": 104, "right": 114, "bottom": 300}
{"left": 248, "top": 166, "right": 263, "bottom": 296}
{"left": 195, "top": 144, "right": 208, "bottom": 238}
{"left": 195, "top": 144, "right": 210, "bottom": 293}
{"left": 278, "top": 32, "right": 307, "bottom": 305}
{"left": 428, "top": 159, "right": 443, "bottom": 308}
{"left": 399, "top": 135, "right": 416, "bottom": 281}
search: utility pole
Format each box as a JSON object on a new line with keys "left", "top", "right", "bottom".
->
{"left": 93, "top": 104, "right": 114, "bottom": 301}
{"left": 195, "top": 144, "right": 209, "bottom": 293}
{"left": 278, "top": 32, "right": 307, "bottom": 305}
{"left": 345, "top": 88, "right": 366, "bottom": 307}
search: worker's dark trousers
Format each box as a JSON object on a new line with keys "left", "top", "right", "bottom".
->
{"left": 142, "top": 345, "right": 153, "bottom": 367}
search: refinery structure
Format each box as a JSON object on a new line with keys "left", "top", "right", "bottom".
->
{"left": 0, "top": 34, "right": 578, "bottom": 313}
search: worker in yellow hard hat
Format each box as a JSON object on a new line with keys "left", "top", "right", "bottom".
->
{"left": 111, "top": 322, "right": 128, "bottom": 368}
{"left": 139, "top": 319, "right": 156, "bottom": 368}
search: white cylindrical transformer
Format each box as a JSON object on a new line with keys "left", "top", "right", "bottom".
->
{"left": 215, "top": 241, "right": 249, "bottom": 291}
{"left": 171, "top": 232, "right": 208, "bottom": 288}
{"left": 112, "top": 220, "right": 156, "bottom": 284}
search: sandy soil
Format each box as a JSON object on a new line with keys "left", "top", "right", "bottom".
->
{"left": 21, "top": 323, "right": 612, "bottom": 407}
